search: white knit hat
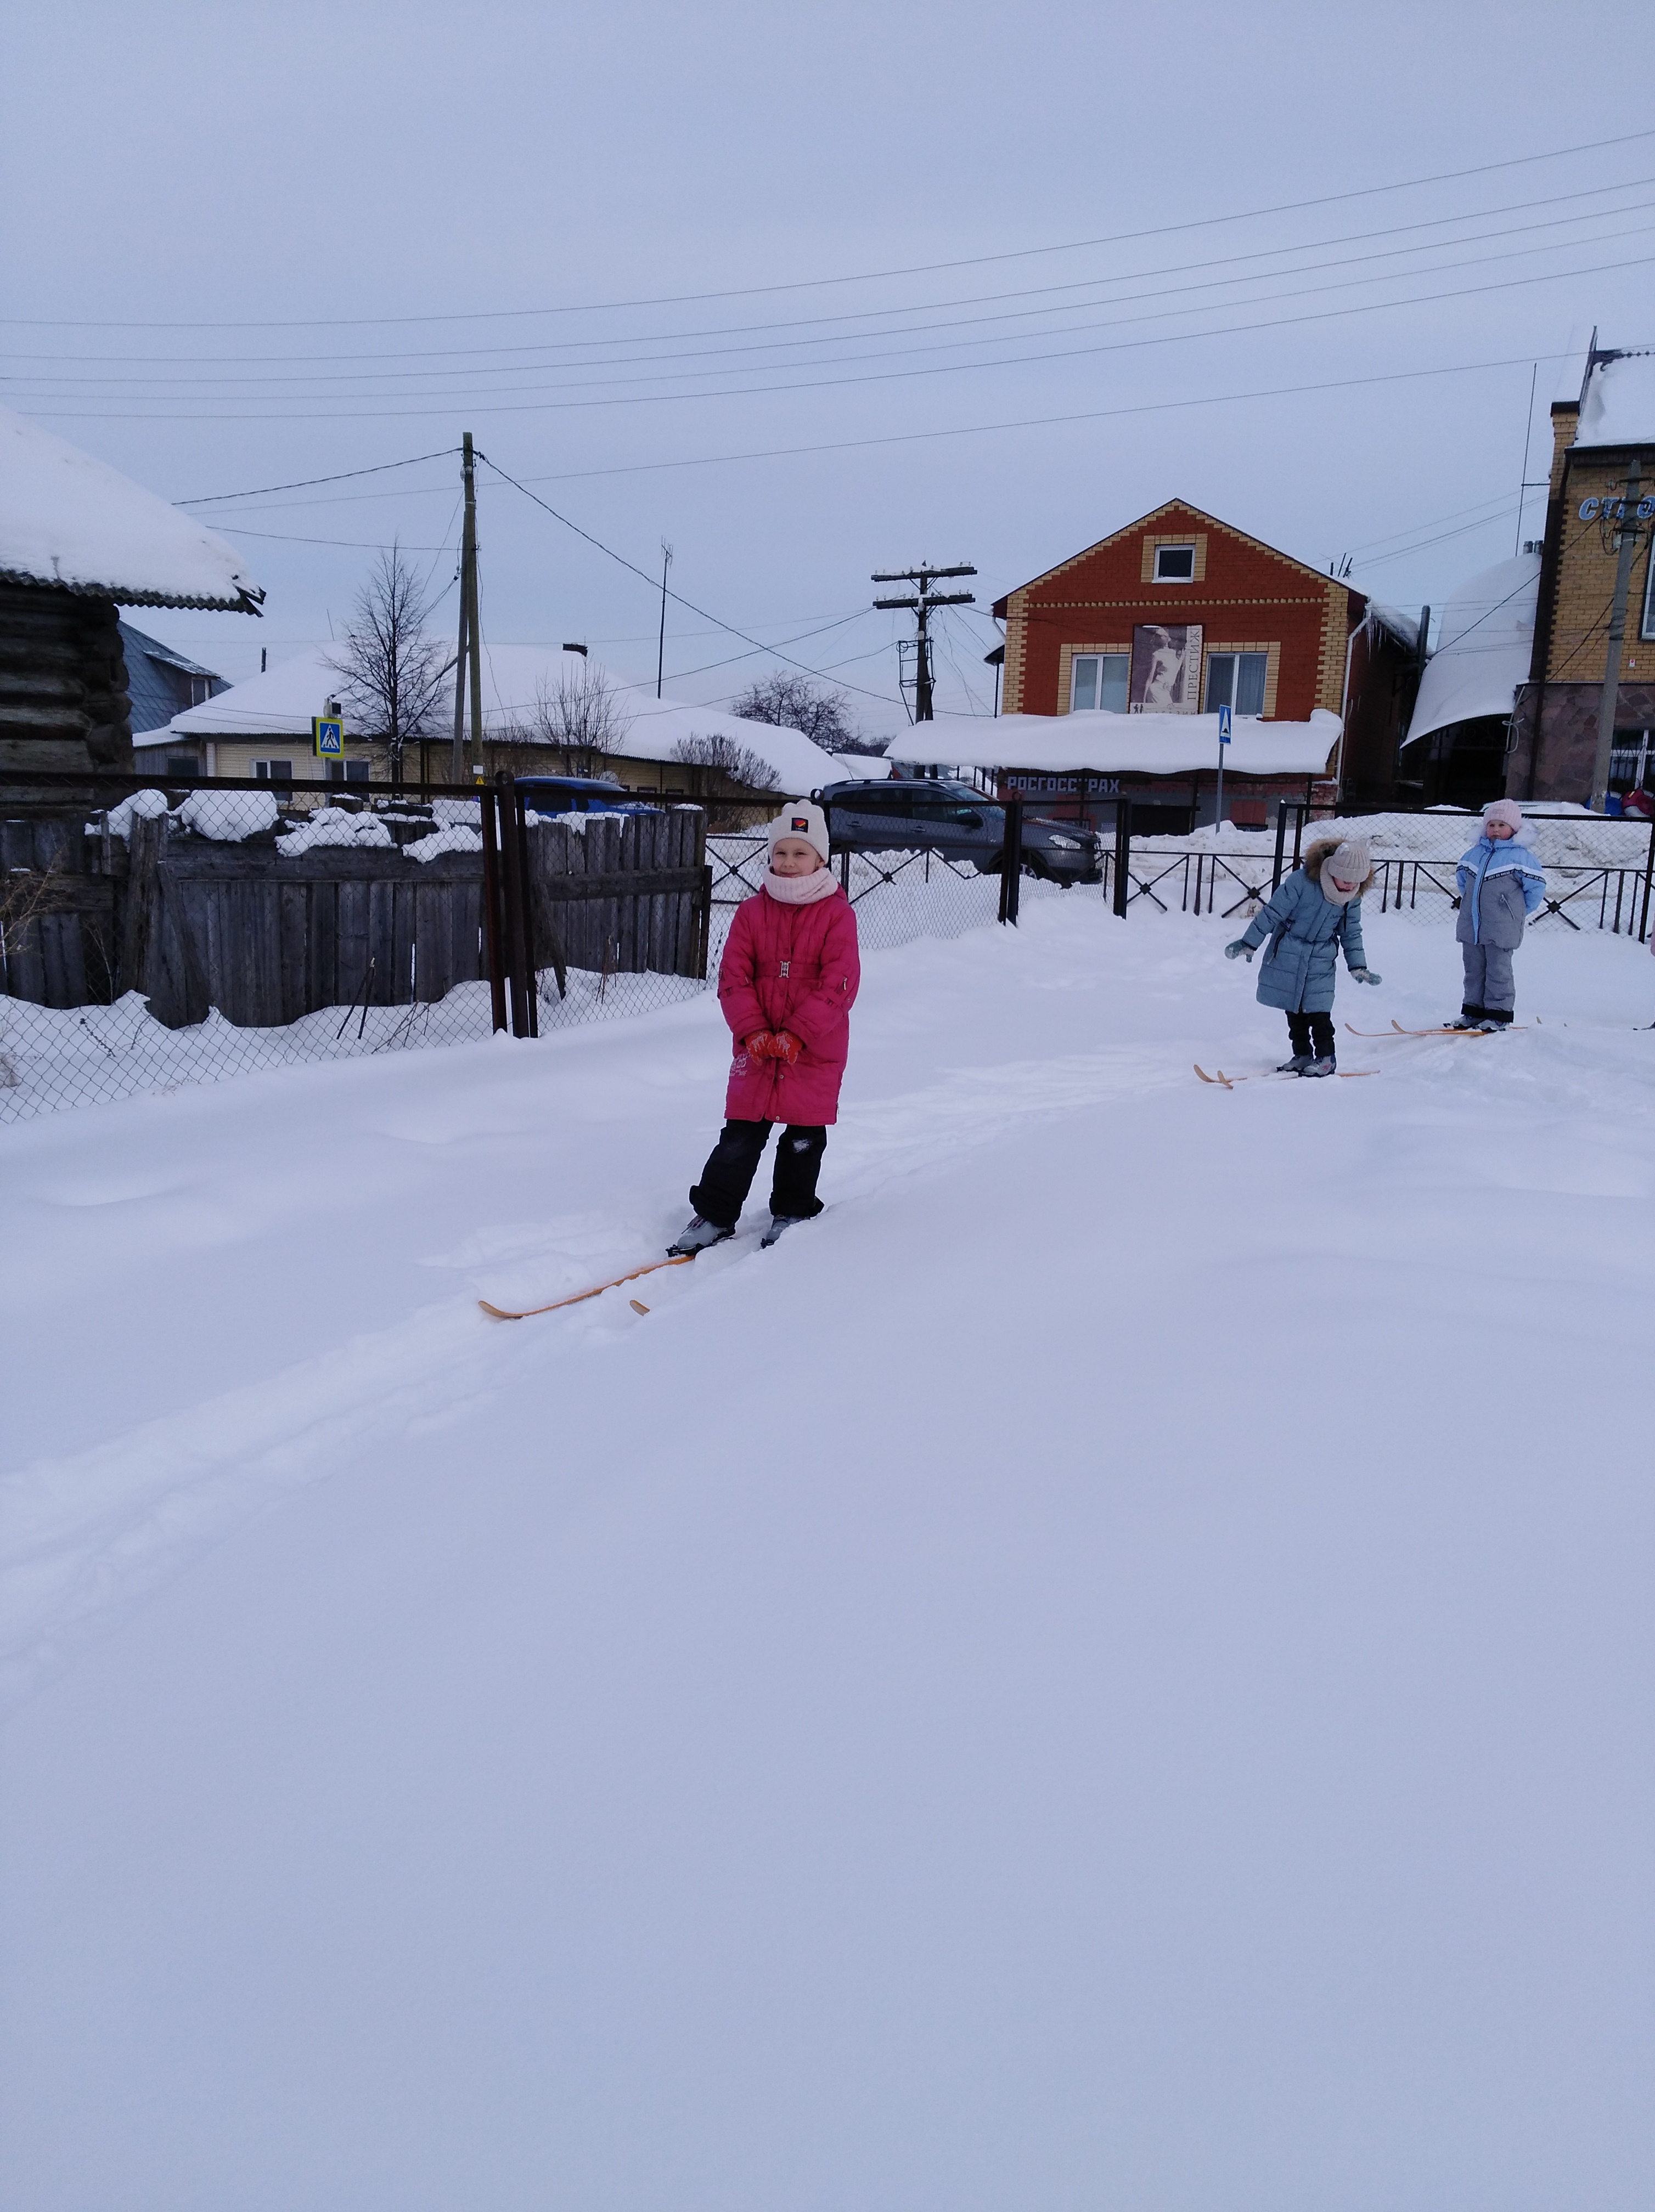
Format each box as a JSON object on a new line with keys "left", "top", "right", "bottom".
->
{"left": 767, "top": 800, "right": 831, "bottom": 866}
{"left": 1483, "top": 797, "right": 1524, "bottom": 836}
{"left": 1321, "top": 837, "right": 1370, "bottom": 904}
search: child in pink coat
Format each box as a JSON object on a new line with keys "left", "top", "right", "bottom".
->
{"left": 670, "top": 801, "right": 860, "bottom": 1253}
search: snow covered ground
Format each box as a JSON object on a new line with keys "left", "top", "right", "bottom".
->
{"left": 2, "top": 898, "right": 1652, "bottom": 2209}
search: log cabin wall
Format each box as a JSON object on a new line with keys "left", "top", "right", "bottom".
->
{"left": 0, "top": 582, "right": 134, "bottom": 778}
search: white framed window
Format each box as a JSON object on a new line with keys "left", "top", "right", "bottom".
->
{"left": 1153, "top": 544, "right": 1196, "bottom": 582}
{"left": 1205, "top": 652, "right": 1268, "bottom": 716}
{"left": 1071, "top": 652, "right": 1130, "bottom": 712}
{"left": 252, "top": 758, "right": 294, "bottom": 785}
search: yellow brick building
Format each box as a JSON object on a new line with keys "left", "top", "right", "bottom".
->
{"left": 1510, "top": 346, "right": 1655, "bottom": 801}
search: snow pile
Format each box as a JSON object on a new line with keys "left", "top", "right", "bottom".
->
{"left": 0, "top": 402, "right": 261, "bottom": 611}
{"left": 1405, "top": 554, "right": 1541, "bottom": 746}
{"left": 892, "top": 708, "right": 1341, "bottom": 778}
{"left": 431, "top": 798, "right": 481, "bottom": 827}
{"left": 177, "top": 789, "right": 279, "bottom": 843}
{"left": 275, "top": 808, "right": 395, "bottom": 857}
{"left": 1137, "top": 809, "right": 1651, "bottom": 868}
{"left": 403, "top": 826, "right": 484, "bottom": 865}
{"left": 98, "top": 788, "right": 171, "bottom": 838}
{"left": 1574, "top": 349, "right": 1655, "bottom": 448}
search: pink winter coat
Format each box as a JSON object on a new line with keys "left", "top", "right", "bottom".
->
{"left": 719, "top": 884, "right": 860, "bottom": 1125}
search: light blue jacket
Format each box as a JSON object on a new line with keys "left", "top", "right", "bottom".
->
{"left": 1237, "top": 846, "right": 1368, "bottom": 1014}
{"left": 1455, "top": 834, "right": 1545, "bottom": 948}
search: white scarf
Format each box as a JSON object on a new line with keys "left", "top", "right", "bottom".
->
{"left": 763, "top": 866, "right": 838, "bottom": 906}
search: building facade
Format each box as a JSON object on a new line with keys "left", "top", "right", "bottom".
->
{"left": 1510, "top": 346, "right": 1655, "bottom": 803}
{"left": 992, "top": 499, "right": 1380, "bottom": 824}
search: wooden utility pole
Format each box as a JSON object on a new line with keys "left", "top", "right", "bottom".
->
{"left": 449, "top": 432, "right": 480, "bottom": 782}
{"left": 1589, "top": 456, "right": 1645, "bottom": 812}
{"left": 872, "top": 563, "right": 976, "bottom": 722}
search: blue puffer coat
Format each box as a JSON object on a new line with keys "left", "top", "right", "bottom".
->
{"left": 1455, "top": 834, "right": 1545, "bottom": 947}
{"left": 1236, "top": 840, "right": 1370, "bottom": 1013}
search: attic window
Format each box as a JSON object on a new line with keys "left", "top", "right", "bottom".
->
{"left": 1153, "top": 544, "right": 1196, "bottom": 582}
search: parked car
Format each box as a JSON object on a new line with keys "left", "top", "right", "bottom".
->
{"left": 816, "top": 779, "right": 1102, "bottom": 885}
{"left": 514, "top": 775, "right": 662, "bottom": 816}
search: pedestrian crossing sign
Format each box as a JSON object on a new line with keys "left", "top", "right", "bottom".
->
{"left": 312, "top": 715, "right": 345, "bottom": 759}
{"left": 1218, "top": 703, "right": 1232, "bottom": 743}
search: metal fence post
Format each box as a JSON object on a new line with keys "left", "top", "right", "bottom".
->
{"left": 495, "top": 771, "right": 532, "bottom": 1038}
{"left": 1112, "top": 799, "right": 1133, "bottom": 917}
{"left": 479, "top": 782, "right": 509, "bottom": 1034}
{"left": 1271, "top": 803, "right": 1290, "bottom": 895}
{"left": 513, "top": 778, "right": 539, "bottom": 1037}
{"left": 1640, "top": 811, "right": 1655, "bottom": 944}
{"left": 998, "top": 798, "right": 1023, "bottom": 924}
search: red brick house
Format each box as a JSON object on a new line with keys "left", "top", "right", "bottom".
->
{"left": 989, "top": 499, "right": 1408, "bottom": 822}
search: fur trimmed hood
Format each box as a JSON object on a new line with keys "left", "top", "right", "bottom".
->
{"left": 1303, "top": 838, "right": 1376, "bottom": 898}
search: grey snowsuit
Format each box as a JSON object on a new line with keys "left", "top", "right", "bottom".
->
{"left": 1455, "top": 834, "right": 1546, "bottom": 1014}
{"left": 1237, "top": 842, "right": 1370, "bottom": 1014}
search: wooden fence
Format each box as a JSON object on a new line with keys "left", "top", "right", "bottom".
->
{"left": 1, "top": 798, "right": 708, "bottom": 1029}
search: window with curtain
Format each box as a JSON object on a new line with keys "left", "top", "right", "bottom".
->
{"left": 1071, "top": 653, "right": 1130, "bottom": 712}
{"left": 1204, "top": 652, "right": 1268, "bottom": 715}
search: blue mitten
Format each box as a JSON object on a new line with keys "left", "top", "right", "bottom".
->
{"left": 1349, "top": 966, "right": 1382, "bottom": 985}
{"left": 1224, "top": 940, "right": 1254, "bottom": 962}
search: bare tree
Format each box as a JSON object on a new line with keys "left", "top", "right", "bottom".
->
{"left": 672, "top": 732, "right": 781, "bottom": 791}
{"left": 327, "top": 543, "right": 451, "bottom": 785}
{"left": 730, "top": 672, "right": 871, "bottom": 755}
{"left": 519, "top": 662, "right": 633, "bottom": 778}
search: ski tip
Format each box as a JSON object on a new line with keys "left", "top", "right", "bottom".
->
{"left": 478, "top": 1301, "right": 520, "bottom": 1322}
{"left": 629, "top": 1298, "right": 650, "bottom": 1315}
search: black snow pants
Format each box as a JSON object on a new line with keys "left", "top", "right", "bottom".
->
{"left": 1286, "top": 1011, "right": 1335, "bottom": 1058}
{"left": 689, "top": 1119, "right": 828, "bottom": 1228}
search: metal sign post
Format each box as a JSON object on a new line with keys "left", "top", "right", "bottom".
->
{"left": 1215, "top": 701, "right": 1231, "bottom": 827}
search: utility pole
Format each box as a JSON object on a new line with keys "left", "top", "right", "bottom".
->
{"left": 1589, "top": 456, "right": 1645, "bottom": 812}
{"left": 872, "top": 563, "right": 976, "bottom": 722}
{"left": 449, "top": 432, "right": 480, "bottom": 782}
{"left": 656, "top": 541, "right": 673, "bottom": 698}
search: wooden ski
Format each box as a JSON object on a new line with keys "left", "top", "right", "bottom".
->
{"left": 1343, "top": 1020, "right": 1524, "bottom": 1038}
{"left": 479, "top": 1252, "right": 693, "bottom": 1322}
{"left": 1195, "top": 1063, "right": 1377, "bottom": 1085}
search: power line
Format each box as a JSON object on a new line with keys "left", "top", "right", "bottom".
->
{"left": 174, "top": 448, "right": 459, "bottom": 505}
{"left": 476, "top": 454, "right": 902, "bottom": 705}
{"left": 9, "top": 127, "right": 1653, "bottom": 330}
{"left": 33, "top": 250, "right": 1655, "bottom": 423}
{"left": 24, "top": 190, "right": 1655, "bottom": 390}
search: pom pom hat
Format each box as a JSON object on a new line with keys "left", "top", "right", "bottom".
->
{"left": 1320, "top": 837, "right": 1371, "bottom": 905}
{"left": 767, "top": 800, "right": 831, "bottom": 866}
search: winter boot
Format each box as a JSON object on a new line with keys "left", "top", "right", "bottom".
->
{"left": 1447, "top": 1005, "right": 1485, "bottom": 1030}
{"left": 1276, "top": 1053, "right": 1313, "bottom": 1074}
{"left": 760, "top": 1214, "right": 810, "bottom": 1250}
{"left": 1479, "top": 1007, "right": 1515, "bottom": 1031}
{"left": 1301, "top": 1056, "right": 1338, "bottom": 1078}
{"left": 667, "top": 1215, "right": 735, "bottom": 1256}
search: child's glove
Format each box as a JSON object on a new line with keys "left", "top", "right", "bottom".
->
{"left": 746, "top": 1030, "right": 776, "bottom": 1058}
{"left": 1349, "top": 967, "right": 1382, "bottom": 985}
{"left": 770, "top": 1031, "right": 802, "bottom": 1065}
{"left": 1224, "top": 940, "right": 1254, "bottom": 962}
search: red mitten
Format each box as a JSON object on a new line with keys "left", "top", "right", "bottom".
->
{"left": 770, "top": 1031, "right": 801, "bottom": 1065}
{"left": 745, "top": 1030, "right": 775, "bottom": 1059}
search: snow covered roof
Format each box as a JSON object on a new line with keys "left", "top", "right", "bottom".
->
{"left": 167, "top": 641, "right": 841, "bottom": 791}
{"left": 1366, "top": 603, "right": 1421, "bottom": 652}
{"left": 1574, "top": 351, "right": 1655, "bottom": 449}
{"left": 0, "top": 404, "right": 263, "bottom": 612}
{"left": 1403, "top": 553, "right": 1540, "bottom": 748}
{"left": 887, "top": 708, "right": 1342, "bottom": 778}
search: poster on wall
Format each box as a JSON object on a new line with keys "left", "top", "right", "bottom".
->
{"left": 1129, "top": 623, "right": 1202, "bottom": 713}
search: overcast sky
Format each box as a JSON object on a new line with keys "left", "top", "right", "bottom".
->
{"left": 4, "top": 1, "right": 1651, "bottom": 736}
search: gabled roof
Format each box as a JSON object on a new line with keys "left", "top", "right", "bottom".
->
{"left": 992, "top": 499, "right": 1359, "bottom": 614}
{"left": 0, "top": 404, "right": 263, "bottom": 613}
{"left": 121, "top": 620, "right": 227, "bottom": 738}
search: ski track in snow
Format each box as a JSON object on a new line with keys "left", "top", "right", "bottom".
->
{"left": 0, "top": 1037, "right": 1184, "bottom": 1711}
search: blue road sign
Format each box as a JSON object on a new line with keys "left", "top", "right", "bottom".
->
{"left": 312, "top": 715, "right": 345, "bottom": 759}
{"left": 1218, "top": 703, "right": 1232, "bottom": 743}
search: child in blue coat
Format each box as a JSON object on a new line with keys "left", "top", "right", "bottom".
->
{"left": 1451, "top": 798, "right": 1546, "bottom": 1030}
{"left": 1225, "top": 837, "right": 1382, "bottom": 1076}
